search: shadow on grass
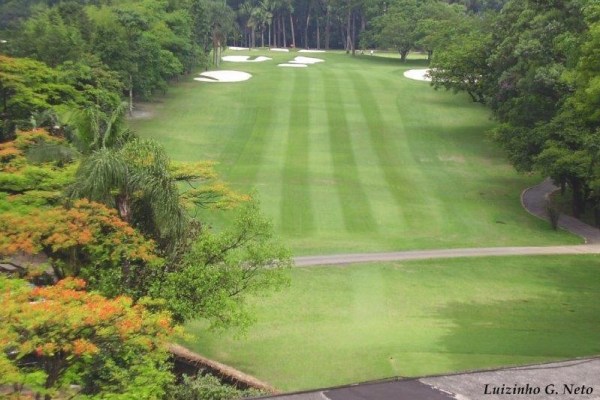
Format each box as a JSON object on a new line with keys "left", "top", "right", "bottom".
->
{"left": 353, "top": 54, "right": 430, "bottom": 68}
{"left": 435, "top": 273, "right": 600, "bottom": 373}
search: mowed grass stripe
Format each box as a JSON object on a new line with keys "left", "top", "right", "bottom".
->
{"left": 280, "top": 72, "right": 314, "bottom": 236}
{"left": 323, "top": 71, "right": 377, "bottom": 232}
{"left": 253, "top": 69, "right": 294, "bottom": 230}
{"left": 229, "top": 73, "right": 281, "bottom": 185}
{"left": 350, "top": 72, "right": 436, "bottom": 231}
{"left": 398, "top": 84, "right": 488, "bottom": 239}
{"left": 305, "top": 69, "right": 346, "bottom": 238}
{"left": 328, "top": 68, "right": 406, "bottom": 238}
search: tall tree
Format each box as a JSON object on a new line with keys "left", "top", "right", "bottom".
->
{"left": 9, "top": 7, "right": 86, "bottom": 67}
{"left": 366, "top": 0, "right": 420, "bottom": 61}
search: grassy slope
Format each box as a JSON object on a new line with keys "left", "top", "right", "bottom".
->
{"left": 184, "top": 255, "right": 600, "bottom": 391}
{"left": 130, "top": 51, "right": 580, "bottom": 255}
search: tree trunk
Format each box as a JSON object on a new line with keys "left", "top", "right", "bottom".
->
{"left": 128, "top": 75, "right": 133, "bottom": 116}
{"left": 467, "top": 90, "right": 478, "bottom": 103}
{"left": 43, "top": 357, "right": 66, "bottom": 400}
{"left": 276, "top": 15, "right": 280, "bottom": 47}
{"left": 305, "top": 10, "right": 311, "bottom": 48}
{"left": 345, "top": 10, "right": 352, "bottom": 53}
{"left": 325, "top": 7, "right": 330, "bottom": 49}
{"left": 282, "top": 14, "right": 287, "bottom": 47}
{"left": 290, "top": 13, "right": 296, "bottom": 48}
{"left": 117, "top": 193, "right": 132, "bottom": 223}
{"left": 268, "top": 23, "right": 272, "bottom": 47}
{"left": 351, "top": 10, "right": 356, "bottom": 55}
{"left": 316, "top": 17, "right": 321, "bottom": 49}
{"left": 399, "top": 49, "right": 409, "bottom": 62}
{"left": 571, "top": 178, "right": 585, "bottom": 218}
{"left": 251, "top": 29, "right": 255, "bottom": 48}
{"left": 261, "top": 29, "right": 265, "bottom": 48}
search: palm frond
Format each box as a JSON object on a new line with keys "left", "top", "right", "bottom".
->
{"left": 68, "top": 148, "right": 128, "bottom": 204}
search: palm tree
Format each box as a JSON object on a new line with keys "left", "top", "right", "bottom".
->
{"left": 238, "top": 1, "right": 254, "bottom": 47}
{"left": 68, "top": 105, "right": 187, "bottom": 251}
{"left": 260, "top": 0, "right": 275, "bottom": 47}
{"left": 251, "top": 6, "right": 271, "bottom": 48}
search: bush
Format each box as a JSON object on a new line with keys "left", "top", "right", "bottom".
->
{"left": 169, "top": 373, "right": 265, "bottom": 400}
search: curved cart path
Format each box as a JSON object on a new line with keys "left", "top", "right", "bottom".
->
{"left": 521, "top": 178, "right": 600, "bottom": 243}
{"left": 294, "top": 180, "right": 600, "bottom": 267}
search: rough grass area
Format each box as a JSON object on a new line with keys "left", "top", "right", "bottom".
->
{"left": 183, "top": 255, "right": 600, "bottom": 391}
{"left": 130, "top": 51, "right": 579, "bottom": 255}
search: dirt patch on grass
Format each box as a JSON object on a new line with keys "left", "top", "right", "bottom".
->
{"left": 127, "top": 104, "right": 156, "bottom": 120}
{"left": 438, "top": 155, "right": 465, "bottom": 163}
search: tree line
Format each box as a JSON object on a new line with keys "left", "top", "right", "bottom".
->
{"left": 429, "top": 0, "right": 600, "bottom": 223}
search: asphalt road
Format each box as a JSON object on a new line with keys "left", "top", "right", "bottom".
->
{"left": 267, "top": 358, "right": 600, "bottom": 400}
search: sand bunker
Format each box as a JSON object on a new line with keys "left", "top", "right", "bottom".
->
{"left": 228, "top": 46, "right": 249, "bottom": 51}
{"left": 194, "top": 70, "right": 252, "bottom": 82}
{"left": 292, "top": 56, "right": 324, "bottom": 64}
{"left": 278, "top": 63, "right": 308, "bottom": 68}
{"left": 298, "top": 49, "right": 325, "bottom": 53}
{"left": 270, "top": 48, "right": 290, "bottom": 52}
{"left": 404, "top": 69, "right": 432, "bottom": 82}
{"left": 222, "top": 55, "right": 272, "bottom": 62}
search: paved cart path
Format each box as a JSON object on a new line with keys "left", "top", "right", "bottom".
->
{"left": 294, "top": 180, "right": 600, "bottom": 267}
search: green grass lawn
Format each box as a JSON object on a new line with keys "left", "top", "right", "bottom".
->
{"left": 130, "top": 51, "right": 580, "bottom": 255}
{"left": 183, "top": 255, "right": 600, "bottom": 391}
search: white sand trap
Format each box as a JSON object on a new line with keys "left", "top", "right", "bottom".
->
{"left": 228, "top": 46, "right": 249, "bottom": 51}
{"left": 194, "top": 70, "right": 252, "bottom": 83}
{"left": 222, "top": 55, "right": 272, "bottom": 62}
{"left": 278, "top": 63, "right": 308, "bottom": 68}
{"left": 270, "top": 48, "right": 290, "bottom": 52}
{"left": 293, "top": 56, "right": 324, "bottom": 64}
{"left": 404, "top": 69, "right": 432, "bottom": 82}
{"left": 298, "top": 49, "right": 325, "bottom": 53}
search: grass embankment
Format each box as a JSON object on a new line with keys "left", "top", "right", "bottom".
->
{"left": 130, "top": 51, "right": 580, "bottom": 255}
{"left": 184, "top": 255, "right": 600, "bottom": 391}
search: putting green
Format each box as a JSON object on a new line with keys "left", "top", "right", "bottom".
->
{"left": 130, "top": 52, "right": 579, "bottom": 255}
{"left": 183, "top": 255, "right": 600, "bottom": 391}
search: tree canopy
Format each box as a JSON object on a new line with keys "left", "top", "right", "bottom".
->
{"left": 0, "top": 276, "right": 175, "bottom": 399}
{"left": 430, "top": 0, "right": 600, "bottom": 220}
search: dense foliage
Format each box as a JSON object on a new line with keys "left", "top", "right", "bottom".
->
{"left": 0, "top": 276, "right": 175, "bottom": 399}
{"left": 430, "top": 0, "right": 600, "bottom": 221}
{"left": 168, "top": 374, "right": 265, "bottom": 400}
{"left": 0, "top": 128, "right": 292, "bottom": 325}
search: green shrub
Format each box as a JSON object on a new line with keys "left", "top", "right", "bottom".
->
{"left": 169, "top": 373, "right": 265, "bottom": 400}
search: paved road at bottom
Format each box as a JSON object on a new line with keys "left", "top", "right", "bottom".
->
{"left": 268, "top": 358, "right": 600, "bottom": 400}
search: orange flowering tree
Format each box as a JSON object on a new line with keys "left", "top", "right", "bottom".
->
{"left": 0, "top": 129, "right": 76, "bottom": 213}
{"left": 0, "top": 199, "right": 163, "bottom": 298}
{"left": 0, "top": 276, "right": 175, "bottom": 399}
